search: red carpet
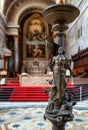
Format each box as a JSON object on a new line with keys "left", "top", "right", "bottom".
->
{"left": 2, "top": 82, "right": 88, "bottom": 102}
{"left": 2, "top": 83, "right": 50, "bottom": 102}
{"left": 1, "top": 82, "right": 75, "bottom": 102}
{"left": 67, "top": 83, "right": 75, "bottom": 88}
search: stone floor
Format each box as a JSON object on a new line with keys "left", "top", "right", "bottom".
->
{"left": 0, "top": 101, "right": 88, "bottom": 130}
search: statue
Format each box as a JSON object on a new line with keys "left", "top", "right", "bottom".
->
{"left": 51, "top": 46, "right": 72, "bottom": 108}
{"left": 43, "top": 46, "right": 75, "bottom": 130}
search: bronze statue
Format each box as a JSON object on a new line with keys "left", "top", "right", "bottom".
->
{"left": 51, "top": 46, "right": 71, "bottom": 108}
{"left": 43, "top": 46, "right": 75, "bottom": 130}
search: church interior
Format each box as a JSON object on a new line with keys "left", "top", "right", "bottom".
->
{"left": 0, "top": 0, "right": 88, "bottom": 129}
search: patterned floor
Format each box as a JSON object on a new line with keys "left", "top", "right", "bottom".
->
{"left": 0, "top": 101, "right": 88, "bottom": 130}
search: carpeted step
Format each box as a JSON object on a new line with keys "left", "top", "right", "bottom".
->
{"left": 9, "top": 85, "right": 50, "bottom": 102}
{"left": 11, "top": 93, "right": 48, "bottom": 96}
{"left": 10, "top": 97, "right": 49, "bottom": 101}
{"left": 1, "top": 82, "right": 88, "bottom": 102}
{"left": 10, "top": 99, "right": 48, "bottom": 102}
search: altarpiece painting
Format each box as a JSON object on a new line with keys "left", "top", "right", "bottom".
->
{"left": 23, "top": 14, "right": 47, "bottom": 59}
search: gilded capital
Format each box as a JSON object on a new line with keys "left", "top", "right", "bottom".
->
{"left": 14, "top": 36, "right": 19, "bottom": 41}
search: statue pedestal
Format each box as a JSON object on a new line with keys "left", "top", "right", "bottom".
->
{"left": 52, "top": 125, "right": 65, "bottom": 130}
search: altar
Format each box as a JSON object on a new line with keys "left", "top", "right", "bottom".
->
{"left": 19, "top": 73, "right": 53, "bottom": 86}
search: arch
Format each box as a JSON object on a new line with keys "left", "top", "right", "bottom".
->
{"left": 6, "top": 1, "right": 50, "bottom": 25}
{"left": 3, "top": 0, "right": 14, "bottom": 15}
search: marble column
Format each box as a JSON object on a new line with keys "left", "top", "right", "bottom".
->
{"left": 14, "top": 36, "right": 19, "bottom": 72}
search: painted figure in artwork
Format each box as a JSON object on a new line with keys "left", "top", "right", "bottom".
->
{"left": 25, "top": 14, "right": 46, "bottom": 58}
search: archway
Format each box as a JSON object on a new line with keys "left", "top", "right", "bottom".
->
{"left": 4, "top": 0, "right": 55, "bottom": 79}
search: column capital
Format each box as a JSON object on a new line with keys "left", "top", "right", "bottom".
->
{"left": 13, "top": 35, "right": 19, "bottom": 41}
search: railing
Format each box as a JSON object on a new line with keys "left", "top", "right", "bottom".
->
{"left": 66, "top": 83, "right": 88, "bottom": 101}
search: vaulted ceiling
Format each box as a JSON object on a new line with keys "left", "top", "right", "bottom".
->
{"left": 3, "top": 0, "right": 55, "bottom": 25}
{"left": 2, "top": 0, "right": 76, "bottom": 29}
{"left": 3, "top": 0, "right": 54, "bottom": 15}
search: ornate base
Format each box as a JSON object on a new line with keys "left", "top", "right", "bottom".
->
{"left": 52, "top": 125, "right": 65, "bottom": 130}
{"left": 44, "top": 88, "right": 76, "bottom": 130}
